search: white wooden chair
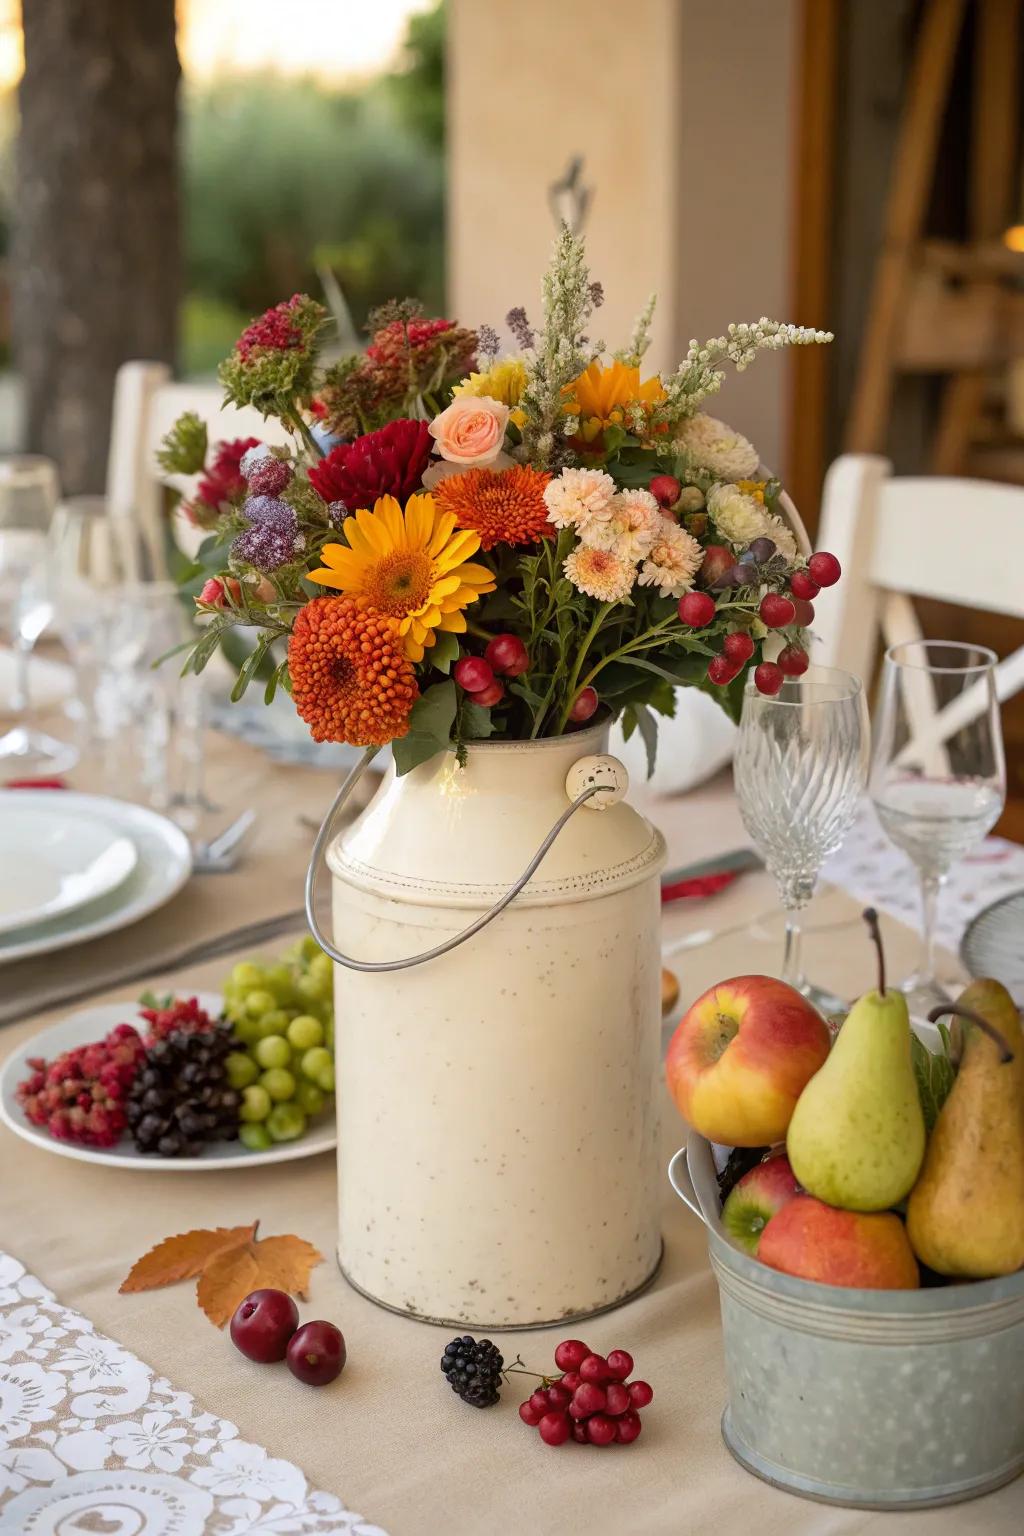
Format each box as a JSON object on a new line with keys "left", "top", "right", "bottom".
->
{"left": 105, "top": 361, "right": 293, "bottom": 575}
{"left": 813, "top": 454, "right": 1024, "bottom": 758}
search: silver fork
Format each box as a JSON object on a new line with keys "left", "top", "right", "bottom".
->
{"left": 192, "top": 808, "right": 257, "bottom": 873}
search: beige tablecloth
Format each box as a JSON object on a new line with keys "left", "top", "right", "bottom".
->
{"left": 2, "top": 739, "right": 1019, "bottom": 1535}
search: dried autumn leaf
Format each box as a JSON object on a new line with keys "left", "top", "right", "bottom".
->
{"left": 196, "top": 1232, "right": 323, "bottom": 1327}
{"left": 120, "top": 1224, "right": 257, "bottom": 1294}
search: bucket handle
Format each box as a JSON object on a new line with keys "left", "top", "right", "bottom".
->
{"left": 667, "top": 1146, "right": 708, "bottom": 1228}
{"left": 304, "top": 745, "right": 627, "bottom": 974}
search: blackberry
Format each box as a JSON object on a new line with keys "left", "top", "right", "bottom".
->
{"left": 440, "top": 1335, "right": 504, "bottom": 1408}
{"left": 126, "top": 1023, "right": 240, "bottom": 1158}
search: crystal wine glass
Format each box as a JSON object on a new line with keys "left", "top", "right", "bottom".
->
{"left": 0, "top": 455, "right": 78, "bottom": 777}
{"left": 734, "top": 666, "right": 870, "bottom": 1009}
{"left": 869, "top": 640, "right": 1005, "bottom": 1012}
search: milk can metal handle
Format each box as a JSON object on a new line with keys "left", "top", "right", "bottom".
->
{"left": 667, "top": 1147, "right": 708, "bottom": 1228}
{"left": 304, "top": 745, "right": 629, "bottom": 974}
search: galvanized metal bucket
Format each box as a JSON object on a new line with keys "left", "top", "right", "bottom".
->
{"left": 670, "top": 1134, "right": 1024, "bottom": 1509}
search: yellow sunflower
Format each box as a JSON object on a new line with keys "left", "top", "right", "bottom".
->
{"left": 562, "top": 360, "right": 666, "bottom": 442}
{"left": 308, "top": 494, "right": 496, "bottom": 662}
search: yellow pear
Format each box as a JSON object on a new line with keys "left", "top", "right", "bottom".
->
{"left": 906, "top": 980, "right": 1024, "bottom": 1279}
{"left": 787, "top": 911, "right": 925, "bottom": 1212}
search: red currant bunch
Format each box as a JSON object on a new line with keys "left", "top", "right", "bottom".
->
{"left": 519, "top": 1339, "right": 653, "bottom": 1447}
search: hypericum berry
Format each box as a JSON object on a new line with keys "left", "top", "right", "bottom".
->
{"left": 586, "top": 1413, "right": 617, "bottom": 1446}
{"left": 616, "top": 1410, "right": 643, "bottom": 1443}
{"left": 539, "top": 1410, "right": 572, "bottom": 1446}
{"left": 554, "top": 1339, "right": 590, "bottom": 1372}
{"left": 286, "top": 1320, "right": 346, "bottom": 1386}
{"left": 707, "top": 655, "right": 740, "bottom": 687}
{"left": 519, "top": 1399, "right": 543, "bottom": 1426}
{"left": 678, "top": 591, "right": 716, "bottom": 627}
{"left": 230, "top": 1289, "right": 299, "bottom": 1363}
{"left": 441, "top": 1336, "right": 504, "bottom": 1408}
{"left": 699, "top": 545, "right": 733, "bottom": 588}
{"left": 746, "top": 536, "right": 776, "bottom": 564}
{"left": 568, "top": 686, "right": 599, "bottom": 723}
{"left": 759, "top": 593, "right": 797, "bottom": 629}
{"left": 571, "top": 1421, "right": 589, "bottom": 1444}
{"left": 778, "top": 644, "right": 810, "bottom": 677}
{"left": 578, "top": 1354, "right": 611, "bottom": 1385}
{"left": 648, "top": 473, "right": 681, "bottom": 510}
{"left": 484, "top": 633, "right": 529, "bottom": 677}
{"left": 789, "top": 569, "right": 819, "bottom": 601}
{"left": 722, "top": 632, "right": 754, "bottom": 665}
{"left": 546, "top": 1384, "right": 572, "bottom": 1410}
{"left": 529, "top": 1389, "right": 550, "bottom": 1416}
{"left": 559, "top": 1370, "right": 582, "bottom": 1394}
{"left": 627, "top": 1380, "right": 654, "bottom": 1409}
{"left": 605, "top": 1382, "right": 631, "bottom": 1415}
{"left": 571, "top": 1382, "right": 607, "bottom": 1417}
{"left": 605, "top": 1349, "right": 634, "bottom": 1381}
{"left": 754, "top": 662, "right": 784, "bottom": 696}
{"left": 792, "top": 597, "right": 816, "bottom": 627}
{"left": 808, "top": 550, "right": 841, "bottom": 587}
{"left": 470, "top": 678, "right": 504, "bottom": 708}
{"left": 453, "top": 656, "right": 493, "bottom": 693}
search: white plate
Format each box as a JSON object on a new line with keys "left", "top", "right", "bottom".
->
{"left": 0, "top": 793, "right": 192, "bottom": 965}
{"left": 0, "top": 804, "right": 138, "bottom": 936}
{"left": 0, "top": 995, "right": 336, "bottom": 1170}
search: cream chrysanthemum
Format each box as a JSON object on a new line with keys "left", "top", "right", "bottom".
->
{"left": 676, "top": 413, "right": 760, "bottom": 481}
{"left": 543, "top": 467, "right": 617, "bottom": 531}
{"left": 706, "top": 483, "right": 797, "bottom": 560}
{"left": 637, "top": 522, "right": 703, "bottom": 597}
{"left": 563, "top": 544, "right": 635, "bottom": 603}
{"left": 584, "top": 488, "right": 661, "bottom": 562}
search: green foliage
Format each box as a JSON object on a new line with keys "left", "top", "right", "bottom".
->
{"left": 392, "top": 679, "right": 457, "bottom": 776}
{"left": 157, "top": 412, "right": 208, "bottom": 475}
{"left": 386, "top": 1, "right": 445, "bottom": 152}
{"left": 911, "top": 1024, "right": 957, "bottom": 1133}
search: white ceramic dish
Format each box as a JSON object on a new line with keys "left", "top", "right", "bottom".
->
{"left": 0, "top": 803, "right": 138, "bottom": 936}
{"left": 0, "top": 994, "right": 336, "bottom": 1170}
{"left": 0, "top": 792, "right": 192, "bottom": 965}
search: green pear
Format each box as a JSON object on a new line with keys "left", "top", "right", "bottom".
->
{"left": 786, "top": 911, "right": 925, "bottom": 1212}
{"left": 906, "top": 980, "right": 1024, "bottom": 1279}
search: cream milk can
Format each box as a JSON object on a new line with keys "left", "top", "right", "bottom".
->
{"left": 305, "top": 721, "right": 666, "bottom": 1327}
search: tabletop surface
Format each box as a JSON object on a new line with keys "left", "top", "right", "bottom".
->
{"left": 2, "top": 727, "right": 1020, "bottom": 1536}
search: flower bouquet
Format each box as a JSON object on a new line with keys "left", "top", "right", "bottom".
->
{"left": 160, "top": 229, "right": 836, "bottom": 773}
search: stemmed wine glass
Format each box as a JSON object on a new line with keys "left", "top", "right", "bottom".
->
{"left": 734, "top": 666, "right": 870, "bottom": 1010}
{"left": 869, "top": 640, "right": 1005, "bottom": 1011}
{"left": 0, "top": 455, "right": 78, "bottom": 777}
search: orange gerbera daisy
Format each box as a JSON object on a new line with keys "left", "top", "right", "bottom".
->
{"left": 432, "top": 465, "right": 553, "bottom": 551}
{"left": 562, "top": 360, "right": 666, "bottom": 442}
{"left": 288, "top": 596, "right": 418, "bottom": 746}
{"left": 307, "top": 493, "right": 495, "bottom": 662}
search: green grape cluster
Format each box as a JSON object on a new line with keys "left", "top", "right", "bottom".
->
{"left": 220, "top": 936, "right": 335, "bottom": 1153}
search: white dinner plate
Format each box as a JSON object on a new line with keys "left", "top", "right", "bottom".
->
{"left": 0, "top": 994, "right": 336, "bottom": 1170}
{"left": 0, "top": 793, "right": 192, "bottom": 965}
{"left": 0, "top": 804, "right": 138, "bottom": 936}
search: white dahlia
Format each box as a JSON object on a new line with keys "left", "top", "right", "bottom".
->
{"left": 543, "top": 467, "right": 617, "bottom": 531}
{"left": 583, "top": 488, "right": 661, "bottom": 562}
{"left": 676, "top": 413, "right": 760, "bottom": 481}
{"left": 563, "top": 544, "right": 635, "bottom": 603}
{"left": 706, "top": 483, "right": 797, "bottom": 560}
{"left": 637, "top": 521, "right": 703, "bottom": 597}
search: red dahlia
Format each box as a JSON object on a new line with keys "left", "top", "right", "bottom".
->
{"left": 308, "top": 419, "right": 433, "bottom": 509}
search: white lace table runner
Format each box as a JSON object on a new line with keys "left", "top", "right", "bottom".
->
{"left": 0, "top": 1252, "right": 388, "bottom": 1536}
{"left": 823, "top": 800, "right": 1024, "bottom": 955}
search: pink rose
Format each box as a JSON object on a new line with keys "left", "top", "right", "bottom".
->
{"left": 428, "top": 395, "right": 509, "bottom": 467}
{"left": 195, "top": 576, "right": 241, "bottom": 609}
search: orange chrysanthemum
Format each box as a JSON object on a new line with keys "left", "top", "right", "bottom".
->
{"left": 288, "top": 596, "right": 418, "bottom": 747}
{"left": 432, "top": 465, "right": 553, "bottom": 551}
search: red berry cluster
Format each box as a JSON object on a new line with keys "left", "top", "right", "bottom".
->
{"left": 519, "top": 1339, "right": 653, "bottom": 1448}
{"left": 679, "top": 545, "right": 842, "bottom": 696}
{"left": 16, "top": 1023, "right": 147, "bottom": 1148}
{"left": 139, "top": 996, "right": 218, "bottom": 1046}
{"left": 454, "top": 633, "right": 529, "bottom": 710}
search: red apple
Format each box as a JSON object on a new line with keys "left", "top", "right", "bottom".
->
{"left": 758, "top": 1195, "right": 919, "bottom": 1289}
{"left": 721, "top": 1153, "right": 801, "bottom": 1255}
{"left": 665, "top": 976, "right": 831, "bottom": 1146}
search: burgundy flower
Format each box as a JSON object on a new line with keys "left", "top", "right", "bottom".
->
{"left": 236, "top": 294, "right": 308, "bottom": 360}
{"left": 186, "top": 436, "right": 260, "bottom": 528}
{"left": 308, "top": 419, "right": 433, "bottom": 508}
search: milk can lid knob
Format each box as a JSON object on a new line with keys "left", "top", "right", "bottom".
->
{"left": 565, "top": 753, "right": 629, "bottom": 809}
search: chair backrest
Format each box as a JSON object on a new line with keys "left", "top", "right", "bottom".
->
{"left": 813, "top": 453, "right": 1024, "bottom": 754}
{"left": 106, "top": 361, "right": 294, "bottom": 573}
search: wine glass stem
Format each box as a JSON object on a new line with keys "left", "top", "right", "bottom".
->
{"left": 780, "top": 914, "right": 804, "bottom": 988}
{"left": 776, "top": 872, "right": 815, "bottom": 988}
{"left": 11, "top": 639, "right": 31, "bottom": 715}
{"left": 918, "top": 872, "right": 944, "bottom": 985}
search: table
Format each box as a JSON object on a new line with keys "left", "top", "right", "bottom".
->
{"left": 1, "top": 731, "right": 1020, "bottom": 1535}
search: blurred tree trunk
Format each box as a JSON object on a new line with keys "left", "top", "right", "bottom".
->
{"left": 13, "top": 0, "right": 180, "bottom": 494}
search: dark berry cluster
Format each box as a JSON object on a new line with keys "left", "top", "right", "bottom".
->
{"left": 126, "top": 1025, "right": 240, "bottom": 1157}
{"left": 440, "top": 1336, "right": 504, "bottom": 1408}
